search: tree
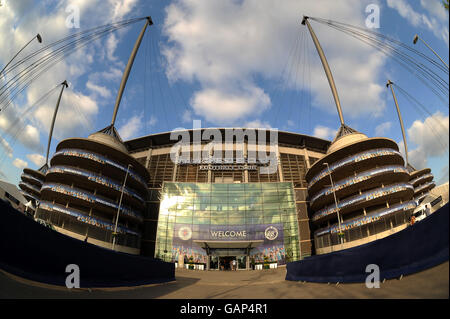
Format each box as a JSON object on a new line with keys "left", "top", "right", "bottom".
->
{"left": 443, "top": 0, "right": 449, "bottom": 11}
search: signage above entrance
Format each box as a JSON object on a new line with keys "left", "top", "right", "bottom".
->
{"left": 210, "top": 230, "right": 247, "bottom": 238}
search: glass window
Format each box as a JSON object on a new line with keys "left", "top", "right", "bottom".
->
{"left": 246, "top": 210, "right": 263, "bottom": 218}
{"left": 264, "top": 210, "right": 280, "bottom": 217}
{"left": 263, "top": 202, "right": 280, "bottom": 210}
{"left": 177, "top": 202, "right": 193, "bottom": 210}
{"left": 282, "top": 215, "right": 297, "bottom": 223}
{"left": 261, "top": 183, "right": 278, "bottom": 190}
{"left": 193, "top": 217, "right": 210, "bottom": 224}
{"left": 245, "top": 183, "right": 261, "bottom": 191}
{"left": 229, "top": 183, "right": 245, "bottom": 191}
{"left": 246, "top": 192, "right": 263, "bottom": 202}
{"left": 176, "top": 210, "right": 192, "bottom": 217}
{"left": 211, "top": 195, "right": 227, "bottom": 203}
{"left": 211, "top": 184, "right": 228, "bottom": 192}
{"left": 211, "top": 216, "right": 227, "bottom": 225}
{"left": 228, "top": 217, "right": 245, "bottom": 225}
{"left": 194, "top": 210, "right": 210, "bottom": 218}
{"left": 228, "top": 210, "right": 245, "bottom": 218}
{"left": 196, "top": 184, "right": 211, "bottom": 192}
{"left": 250, "top": 217, "right": 264, "bottom": 224}
{"left": 193, "top": 196, "right": 210, "bottom": 204}
{"left": 156, "top": 182, "right": 300, "bottom": 262}
{"left": 280, "top": 201, "right": 295, "bottom": 209}
{"left": 246, "top": 203, "right": 263, "bottom": 210}
{"left": 263, "top": 195, "right": 280, "bottom": 203}
{"left": 176, "top": 216, "right": 193, "bottom": 224}
{"left": 228, "top": 196, "right": 246, "bottom": 204}
{"left": 264, "top": 190, "right": 279, "bottom": 197}
{"left": 210, "top": 203, "right": 225, "bottom": 211}
{"left": 265, "top": 215, "right": 281, "bottom": 224}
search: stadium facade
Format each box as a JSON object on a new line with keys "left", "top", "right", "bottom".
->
{"left": 31, "top": 126, "right": 439, "bottom": 268}
{"left": 125, "top": 128, "right": 329, "bottom": 267}
{"left": 306, "top": 125, "right": 419, "bottom": 254}
{"left": 19, "top": 167, "right": 45, "bottom": 208}
{"left": 36, "top": 127, "right": 150, "bottom": 255}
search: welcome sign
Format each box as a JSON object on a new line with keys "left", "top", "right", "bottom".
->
{"left": 170, "top": 223, "right": 287, "bottom": 264}
{"left": 210, "top": 230, "right": 248, "bottom": 238}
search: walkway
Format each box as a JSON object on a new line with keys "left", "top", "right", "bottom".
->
{"left": 0, "top": 262, "right": 448, "bottom": 299}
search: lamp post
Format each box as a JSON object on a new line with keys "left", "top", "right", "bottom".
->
{"left": 323, "top": 162, "right": 344, "bottom": 248}
{"left": 413, "top": 34, "right": 449, "bottom": 70}
{"left": 0, "top": 34, "right": 42, "bottom": 76}
{"left": 112, "top": 163, "right": 132, "bottom": 251}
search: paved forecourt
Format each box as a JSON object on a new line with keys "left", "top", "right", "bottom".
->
{"left": 0, "top": 262, "right": 448, "bottom": 299}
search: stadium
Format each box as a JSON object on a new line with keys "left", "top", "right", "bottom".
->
{"left": 6, "top": 14, "right": 444, "bottom": 277}
{"left": 32, "top": 124, "right": 436, "bottom": 270}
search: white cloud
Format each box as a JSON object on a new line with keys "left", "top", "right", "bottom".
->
{"left": 244, "top": 119, "right": 272, "bottom": 129}
{"left": 26, "top": 153, "right": 45, "bottom": 167}
{"left": 32, "top": 89, "right": 98, "bottom": 140}
{"left": 182, "top": 110, "right": 193, "bottom": 123}
{"left": 191, "top": 87, "right": 271, "bottom": 124}
{"left": 90, "top": 67, "right": 123, "bottom": 83}
{"left": 401, "top": 112, "right": 449, "bottom": 169}
{"left": 13, "top": 158, "right": 28, "bottom": 169}
{"left": 86, "top": 81, "right": 112, "bottom": 98}
{"left": 387, "top": 0, "right": 449, "bottom": 45}
{"left": 313, "top": 125, "right": 338, "bottom": 140}
{"left": 0, "top": 0, "right": 139, "bottom": 150}
{"left": 420, "top": 0, "right": 448, "bottom": 22}
{"left": 437, "top": 164, "right": 449, "bottom": 184}
{"left": 0, "top": 168, "right": 7, "bottom": 180}
{"left": 0, "top": 136, "right": 13, "bottom": 158}
{"left": 118, "top": 114, "right": 143, "bottom": 140}
{"left": 163, "top": 0, "right": 387, "bottom": 125}
{"left": 148, "top": 115, "right": 157, "bottom": 127}
{"left": 0, "top": 106, "right": 43, "bottom": 152}
{"left": 22, "top": 125, "right": 41, "bottom": 150}
{"left": 110, "top": 0, "right": 139, "bottom": 20}
{"left": 106, "top": 34, "right": 119, "bottom": 62}
{"left": 375, "top": 121, "right": 392, "bottom": 136}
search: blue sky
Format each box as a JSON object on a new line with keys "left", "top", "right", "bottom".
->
{"left": 0, "top": 0, "right": 448, "bottom": 186}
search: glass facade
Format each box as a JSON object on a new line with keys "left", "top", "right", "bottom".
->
{"left": 155, "top": 182, "right": 300, "bottom": 265}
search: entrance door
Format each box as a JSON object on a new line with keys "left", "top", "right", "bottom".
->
{"left": 237, "top": 255, "right": 247, "bottom": 270}
{"left": 219, "top": 256, "right": 236, "bottom": 271}
{"left": 210, "top": 256, "right": 219, "bottom": 270}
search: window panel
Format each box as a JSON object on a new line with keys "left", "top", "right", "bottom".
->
{"left": 193, "top": 217, "right": 210, "bottom": 225}
{"left": 176, "top": 216, "right": 193, "bottom": 224}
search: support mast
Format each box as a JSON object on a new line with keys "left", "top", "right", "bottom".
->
{"left": 110, "top": 17, "right": 153, "bottom": 126}
{"left": 302, "top": 16, "right": 345, "bottom": 125}
{"left": 45, "top": 80, "right": 68, "bottom": 166}
{"left": 386, "top": 80, "right": 409, "bottom": 166}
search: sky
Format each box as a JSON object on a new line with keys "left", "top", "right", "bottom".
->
{"left": 0, "top": 0, "right": 448, "bottom": 186}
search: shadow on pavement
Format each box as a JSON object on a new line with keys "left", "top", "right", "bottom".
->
{"left": 0, "top": 271, "right": 199, "bottom": 299}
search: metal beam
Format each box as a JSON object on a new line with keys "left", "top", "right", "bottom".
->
{"left": 111, "top": 17, "right": 153, "bottom": 126}
{"left": 302, "top": 16, "right": 345, "bottom": 125}
{"left": 46, "top": 80, "right": 68, "bottom": 165}
{"left": 386, "top": 80, "right": 409, "bottom": 166}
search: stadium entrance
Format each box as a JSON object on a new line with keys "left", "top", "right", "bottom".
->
{"left": 154, "top": 182, "right": 302, "bottom": 268}
{"left": 210, "top": 256, "right": 248, "bottom": 270}
{"left": 195, "top": 240, "right": 262, "bottom": 270}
